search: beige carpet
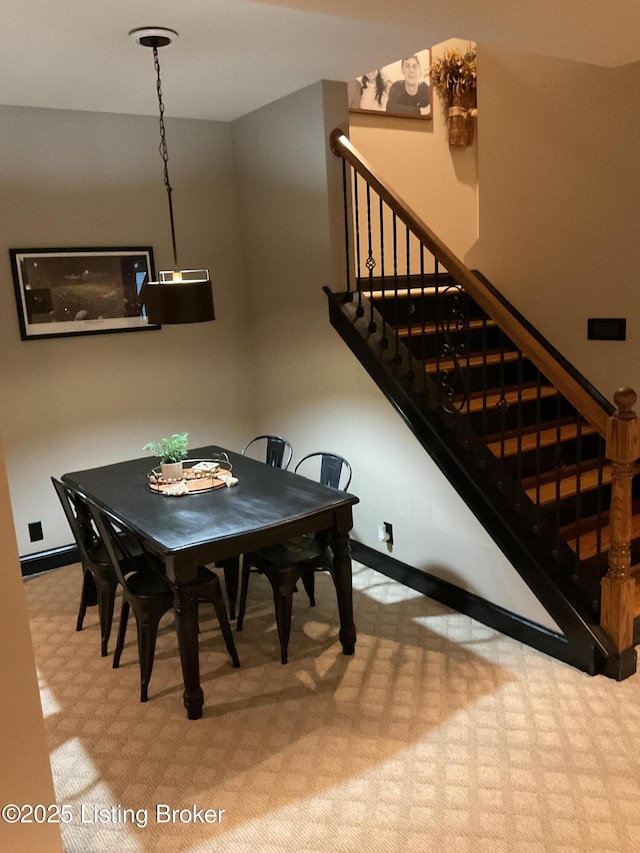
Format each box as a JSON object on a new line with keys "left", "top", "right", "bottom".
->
{"left": 24, "top": 562, "right": 640, "bottom": 853}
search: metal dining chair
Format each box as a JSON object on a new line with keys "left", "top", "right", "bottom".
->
{"left": 90, "top": 502, "right": 240, "bottom": 703}
{"left": 241, "top": 434, "right": 293, "bottom": 469}
{"left": 216, "top": 434, "right": 294, "bottom": 620}
{"left": 52, "top": 477, "right": 119, "bottom": 657}
{"left": 236, "top": 452, "right": 352, "bottom": 663}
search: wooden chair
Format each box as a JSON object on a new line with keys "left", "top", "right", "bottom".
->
{"left": 52, "top": 477, "right": 119, "bottom": 657}
{"left": 236, "top": 452, "right": 352, "bottom": 663}
{"left": 90, "top": 503, "right": 240, "bottom": 702}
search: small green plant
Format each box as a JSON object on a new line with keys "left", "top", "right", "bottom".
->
{"left": 143, "top": 432, "right": 189, "bottom": 464}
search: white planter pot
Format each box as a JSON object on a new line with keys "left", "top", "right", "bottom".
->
{"left": 160, "top": 461, "right": 184, "bottom": 481}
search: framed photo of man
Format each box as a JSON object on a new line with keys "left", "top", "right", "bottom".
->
{"left": 348, "top": 49, "right": 432, "bottom": 119}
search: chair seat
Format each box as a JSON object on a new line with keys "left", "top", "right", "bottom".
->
{"left": 122, "top": 564, "right": 229, "bottom": 605}
{"left": 195, "top": 564, "right": 220, "bottom": 583}
{"left": 125, "top": 569, "right": 172, "bottom": 598}
{"left": 86, "top": 541, "right": 110, "bottom": 565}
{"left": 88, "top": 531, "right": 142, "bottom": 565}
{"left": 239, "top": 533, "right": 334, "bottom": 663}
{"left": 250, "top": 535, "right": 328, "bottom": 569}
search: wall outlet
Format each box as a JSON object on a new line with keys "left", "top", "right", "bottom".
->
{"left": 28, "top": 521, "right": 43, "bottom": 542}
{"left": 378, "top": 521, "right": 393, "bottom": 545}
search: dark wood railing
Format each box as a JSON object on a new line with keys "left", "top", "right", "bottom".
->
{"left": 330, "top": 128, "right": 638, "bottom": 665}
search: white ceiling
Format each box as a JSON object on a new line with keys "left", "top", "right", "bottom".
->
{"left": 2, "top": 0, "right": 640, "bottom": 122}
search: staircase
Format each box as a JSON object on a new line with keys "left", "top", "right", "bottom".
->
{"left": 328, "top": 129, "right": 640, "bottom": 678}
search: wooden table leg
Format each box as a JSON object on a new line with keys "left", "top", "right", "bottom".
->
{"left": 331, "top": 531, "right": 356, "bottom": 655}
{"left": 172, "top": 582, "right": 204, "bottom": 720}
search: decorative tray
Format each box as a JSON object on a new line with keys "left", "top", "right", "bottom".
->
{"left": 148, "top": 455, "right": 238, "bottom": 496}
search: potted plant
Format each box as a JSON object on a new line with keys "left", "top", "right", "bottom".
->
{"left": 143, "top": 432, "right": 189, "bottom": 480}
{"left": 429, "top": 45, "right": 477, "bottom": 146}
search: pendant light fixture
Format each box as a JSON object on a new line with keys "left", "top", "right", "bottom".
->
{"left": 129, "top": 26, "right": 215, "bottom": 325}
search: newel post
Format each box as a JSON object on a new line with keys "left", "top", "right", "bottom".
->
{"left": 601, "top": 387, "right": 639, "bottom": 673}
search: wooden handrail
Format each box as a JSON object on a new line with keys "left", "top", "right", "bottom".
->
{"left": 330, "top": 128, "right": 609, "bottom": 436}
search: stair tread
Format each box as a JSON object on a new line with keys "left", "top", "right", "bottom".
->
{"left": 563, "top": 509, "right": 640, "bottom": 559}
{"left": 459, "top": 383, "right": 557, "bottom": 413}
{"left": 364, "top": 284, "right": 461, "bottom": 299}
{"left": 488, "top": 421, "right": 599, "bottom": 458}
{"left": 396, "top": 317, "right": 495, "bottom": 337}
{"left": 562, "top": 497, "right": 640, "bottom": 539}
{"left": 524, "top": 464, "right": 612, "bottom": 506}
{"left": 425, "top": 349, "right": 522, "bottom": 373}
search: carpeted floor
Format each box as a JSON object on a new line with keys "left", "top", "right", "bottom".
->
{"left": 24, "top": 562, "right": 640, "bottom": 852}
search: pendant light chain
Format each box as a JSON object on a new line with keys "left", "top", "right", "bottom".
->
{"left": 130, "top": 26, "right": 214, "bottom": 323}
{"left": 153, "top": 45, "right": 179, "bottom": 270}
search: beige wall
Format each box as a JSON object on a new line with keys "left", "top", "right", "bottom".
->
{"left": 349, "top": 38, "right": 479, "bottom": 264}
{"left": 468, "top": 47, "right": 640, "bottom": 401}
{"left": 0, "top": 106, "right": 254, "bottom": 556}
{"left": 0, "top": 434, "right": 62, "bottom": 852}
{"left": 350, "top": 41, "right": 640, "bottom": 408}
{"left": 232, "top": 80, "right": 559, "bottom": 630}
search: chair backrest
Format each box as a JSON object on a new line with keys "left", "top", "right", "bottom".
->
{"left": 293, "top": 452, "right": 352, "bottom": 491}
{"left": 241, "top": 434, "right": 293, "bottom": 470}
{"left": 51, "top": 477, "right": 100, "bottom": 566}
{"left": 88, "top": 503, "right": 165, "bottom": 591}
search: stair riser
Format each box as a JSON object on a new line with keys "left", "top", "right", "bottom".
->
{"left": 402, "top": 325, "right": 505, "bottom": 360}
{"left": 357, "top": 273, "right": 458, "bottom": 291}
{"left": 495, "top": 434, "right": 603, "bottom": 479}
{"left": 428, "top": 358, "right": 539, "bottom": 394}
{"left": 535, "top": 489, "right": 613, "bottom": 528}
{"left": 462, "top": 395, "right": 573, "bottom": 436}
{"left": 371, "top": 292, "right": 480, "bottom": 326}
{"left": 579, "top": 540, "right": 640, "bottom": 590}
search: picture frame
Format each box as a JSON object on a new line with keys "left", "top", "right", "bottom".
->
{"left": 348, "top": 49, "right": 432, "bottom": 120}
{"left": 10, "top": 246, "right": 158, "bottom": 340}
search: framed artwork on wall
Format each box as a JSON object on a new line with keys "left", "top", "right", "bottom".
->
{"left": 10, "top": 246, "right": 158, "bottom": 340}
{"left": 348, "top": 49, "right": 432, "bottom": 119}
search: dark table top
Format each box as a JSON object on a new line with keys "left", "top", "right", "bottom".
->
{"left": 62, "top": 445, "right": 359, "bottom": 566}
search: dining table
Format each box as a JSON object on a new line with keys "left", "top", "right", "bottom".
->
{"left": 62, "top": 445, "right": 359, "bottom": 719}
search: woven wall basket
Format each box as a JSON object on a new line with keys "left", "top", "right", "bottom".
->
{"left": 448, "top": 89, "right": 477, "bottom": 146}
